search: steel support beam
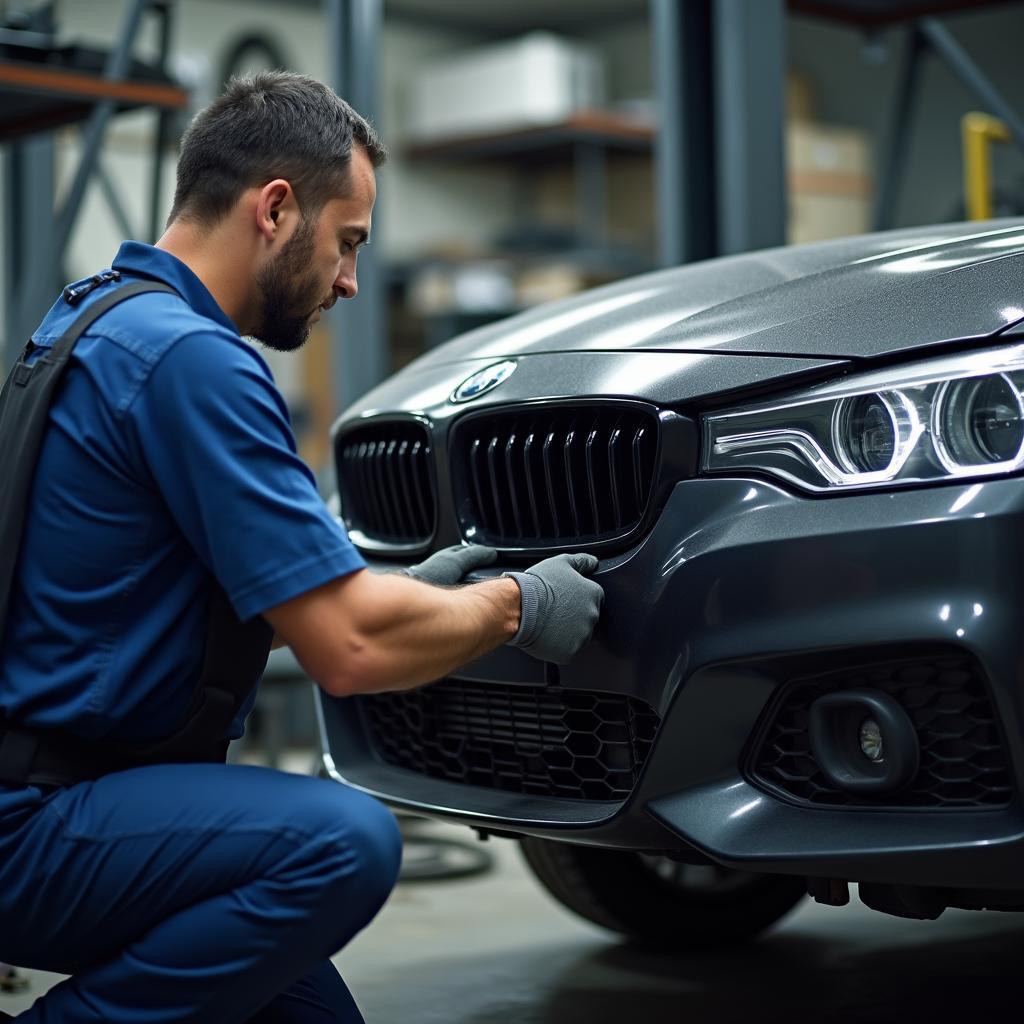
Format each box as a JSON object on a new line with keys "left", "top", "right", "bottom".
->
{"left": 712, "top": 0, "right": 786, "bottom": 255}
{"left": 3, "top": 135, "right": 56, "bottom": 371}
{"left": 874, "top": 26, "right": 924, "bottom": 230}
{"left": 327, "top": 0, "right": 387, "bottom": 416}
{"left": 650, "top": 0, "right": 716, "bottom": 267}
{"left": 3, "top": 3, "right": 58, "bottom": 371}
{"left": 875, "top": 17, "right": 1024, "bottom": 231}
{"left": 574, "top": 140, "right": 608, "bottom": 248}
{"left": 149, "top": 0, "right": 175, "bottom": 241}
{"left": 918, "top": 18, "right": 1024, "bottom": 155}
{"left": 97, "top": 160, "right": 138, "bottom": 241}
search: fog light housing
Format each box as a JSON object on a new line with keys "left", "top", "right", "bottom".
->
{"left": 809, "top": 689, "right": 919, "bottom": 794}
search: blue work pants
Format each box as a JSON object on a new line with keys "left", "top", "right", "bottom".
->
{"left": 0, "top": 763, "right": 402, "bottom": 1022}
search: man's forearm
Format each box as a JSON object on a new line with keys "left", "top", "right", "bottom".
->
{"left": 338, "top": 572, "right": 521, "bottom": 693}
{"left": 264, "top": 569, "right": 521, "bottom": 696}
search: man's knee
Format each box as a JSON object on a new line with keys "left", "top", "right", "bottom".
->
{"left": 331, "top": 790, "right": 402, "bottom": 908}
{"left": 302, "top": 783, "right": 402, "bottom": 912}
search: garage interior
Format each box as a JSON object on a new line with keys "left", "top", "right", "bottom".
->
{"left": 2, "top": 0, "right": 1024, "bottom": 1019}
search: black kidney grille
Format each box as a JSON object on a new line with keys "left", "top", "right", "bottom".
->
{"left": 455, "top": 406, "right": 658, "bottom": 545}
{"left": 359, "top": 679, "right": 661, "bottom": 801}
{"left": 749, "top": 655, "right": 1013, "bottom": 809}
{"left": 337, "top": 422, "right": 435, "bottom": 544}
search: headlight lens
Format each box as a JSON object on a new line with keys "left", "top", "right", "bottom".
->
{"left": 832, "top": 393, "right": 899, "bottom": 474}
{"left": 934, "top": 373, "right": 1024, "bottom": 471}
{"left": 703, "top": 344, "right": 1024, "bottom": 491}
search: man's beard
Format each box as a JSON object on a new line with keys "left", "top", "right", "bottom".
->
{"left": 252, "top": 215, "right": 323, "bottom": 352}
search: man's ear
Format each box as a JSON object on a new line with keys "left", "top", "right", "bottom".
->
{"left": 255, "top": 179, "right": 295, "bottom": 242}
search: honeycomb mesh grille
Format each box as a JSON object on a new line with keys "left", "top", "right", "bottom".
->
{"left": 336, "top": 421, "right": 435, "bottom": 545}
{"left": 359, "top": 680, "right": 661, "bottom": 801}
{"left": 749, "top": 654, "right": 1013, "bottom": 809}
{"left": 452, "top": 406, "right": 658, "bottom": 547}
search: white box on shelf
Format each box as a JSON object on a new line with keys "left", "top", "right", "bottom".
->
{"left": 405, "top": 32, "right": 605, "bottom": 142}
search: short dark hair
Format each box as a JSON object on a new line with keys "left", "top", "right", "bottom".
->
{"left": 168, "top": 70, "right": 387, "bottom": 226}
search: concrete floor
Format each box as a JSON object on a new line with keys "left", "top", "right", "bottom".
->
{"left": 4, "top": 812, "right": 1024, "bottom": 1022}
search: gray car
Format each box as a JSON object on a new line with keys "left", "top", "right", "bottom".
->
{"left": 317, "top": 218, "right": 1024, "bottom": 945}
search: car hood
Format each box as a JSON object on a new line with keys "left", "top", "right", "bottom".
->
{"left": 404, "top": 220, "right": 1024, "bottom": 368}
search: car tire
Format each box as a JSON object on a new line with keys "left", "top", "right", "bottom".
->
{"left": 519, "top": 837, "right": 805, "bottom": 948}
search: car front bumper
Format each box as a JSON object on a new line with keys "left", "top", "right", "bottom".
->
{"left": 318, "top": 469, "right": 1024, "bottom": 887}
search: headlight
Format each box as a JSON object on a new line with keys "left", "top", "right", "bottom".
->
{"left": 703, "top": 344, "right": 1024, "bottom": 491}
{"left": 933, "top": 373, "right": 1024, "bottom": 472}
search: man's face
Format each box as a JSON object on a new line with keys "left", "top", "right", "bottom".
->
{"left": 253, "top": 145, "right": 376, "bottom": 352}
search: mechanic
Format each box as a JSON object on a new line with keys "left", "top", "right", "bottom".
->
{"left": 0, "top": 71, "right": 603, "bottom": 1023}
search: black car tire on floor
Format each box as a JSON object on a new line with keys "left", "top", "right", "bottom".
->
{"left": 519, "top": 836, "right": 806, "bottom": 948}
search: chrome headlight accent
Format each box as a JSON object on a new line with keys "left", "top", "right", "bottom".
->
{"left": 703, "top": 344, "right": 1024, "bottom": 492}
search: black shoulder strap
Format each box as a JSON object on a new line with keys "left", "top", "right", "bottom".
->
{"left": 0, "top": 282, "right": 176, "bottom": 651}
{"left": 0, "top": 279, "right": 273, "bottom": 785}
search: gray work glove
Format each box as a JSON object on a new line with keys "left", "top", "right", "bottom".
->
{"left": 503, "top": 553, "right": 603, "bottom": 665}
{"left": 402, "top": 544, "right": 498, "bottom": 586}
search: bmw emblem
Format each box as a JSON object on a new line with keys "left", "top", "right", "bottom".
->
{"left": 450, "top": 360, "right": 517, "bottom": 403}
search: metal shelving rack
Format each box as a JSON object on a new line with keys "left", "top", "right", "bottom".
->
{"left": 1, "top": 0, "right": 188, "bottom": 370}
{"left": 374, "top": 0, "right": 788, "bottom": 371}
{"left": 405, "top": 110, "right": 656, "bottom": 254}
{"left": 269, "top": 0, "right": 789, "bottom": 412}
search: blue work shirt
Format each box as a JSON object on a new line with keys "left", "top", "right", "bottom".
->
{"left": 0, "top": 242, "right": 365, "bottom": 748}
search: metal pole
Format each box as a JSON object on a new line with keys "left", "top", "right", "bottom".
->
{"left": 97, "top": 160, "right": 138, "bottom": 240}
{"left": 327, "top": 0, "right": 388, "bottom": 416}
{"left": 3, "top": 136, "right": 57, "bottom": 371}
{"left": 650, "top": 0, "right": 716, "bottom": 266}
{"left": 873, "top": 26, "right": 923, "bottom": 230}
{"left": 918, "top": 17, "right": 1024, "bottom": 154}
{"left": 3, "top": 2, "right": 58, "bottom": 370}
{"left": 712, "top": 0, "right": 786, "bottom": 255}
{"left": 962, "top": 112, "right": 1011, "bottom": 221}
{"left": 574, "top": 140, "right": 607, "bottom": 249}
{"left": 2, "top": 148, "right": 20, "bottom": 372}
{"left": 149, "top": 0, "right": 175, "bottom": 241}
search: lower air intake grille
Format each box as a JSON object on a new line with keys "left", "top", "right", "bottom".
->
{"left": 749, "top": 654, "right": 1013, "bottom": 809}
{"left": 452, "top": 405, "right": 658, "bottom": 548}
{"left": 359, "top": 680, "right": 660, "bottom": 801}
{"left": 336, "top": 421, "right": 435, "bottom": 546}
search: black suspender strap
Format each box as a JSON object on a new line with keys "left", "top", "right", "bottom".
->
{"left": 0, "top": 282, "right": 175, "bottom": 649}
{"left": 0, "top": 279, "right": 274, "bottom": 787}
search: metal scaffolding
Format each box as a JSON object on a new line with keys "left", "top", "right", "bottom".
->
{"left": 1, "top": 0, "right": 186, "bottom": 370}
{"left": 875, "top": 14, "right": 1024, "bottom": 230}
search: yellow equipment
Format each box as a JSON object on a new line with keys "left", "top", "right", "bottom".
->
{"left": 962, "top": 111, "right": 1011, "bottom": 220}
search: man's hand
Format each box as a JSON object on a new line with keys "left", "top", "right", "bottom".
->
{"left": 503, "top": 553, "right": 603, "bottom": 665}
{"left": 402, "top": 544, "right": 497, "bottom": 586}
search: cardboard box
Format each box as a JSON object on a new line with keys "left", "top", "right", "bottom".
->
{"left": 787, "top": 121, "right": 873, "bottom": 243}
